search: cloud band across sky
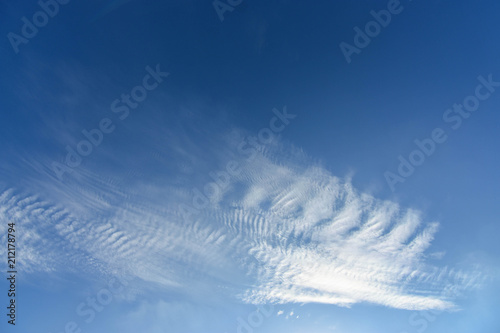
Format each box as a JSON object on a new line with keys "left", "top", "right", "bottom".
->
{"left": 0, "top": 117, "right": 484, "bottom": 312}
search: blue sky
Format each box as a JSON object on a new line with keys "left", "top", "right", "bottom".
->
{"left": 1, "top": 0, "right": 499, "bottom": 332}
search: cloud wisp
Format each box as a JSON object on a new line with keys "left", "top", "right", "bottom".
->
{"left": 1, "top": 121, "right": 483, "bottom": 311}
{"left": 201, "top": 145, "right": 480, "bottom": 311}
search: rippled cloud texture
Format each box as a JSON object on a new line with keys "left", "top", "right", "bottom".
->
{"left": 0, "top": 117, "right": 483, "bottom": 312}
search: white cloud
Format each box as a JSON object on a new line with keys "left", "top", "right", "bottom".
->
{"left": 1, "top": 125, "right": 484, "bottom": 311}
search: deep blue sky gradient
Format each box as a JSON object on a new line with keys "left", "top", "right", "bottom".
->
{"left": 1, "top": 1, "right": 499, "bottom": 332}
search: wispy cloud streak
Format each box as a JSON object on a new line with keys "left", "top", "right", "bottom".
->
{"left": 1, "top": 123, "right": 484, "bottom": 310}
